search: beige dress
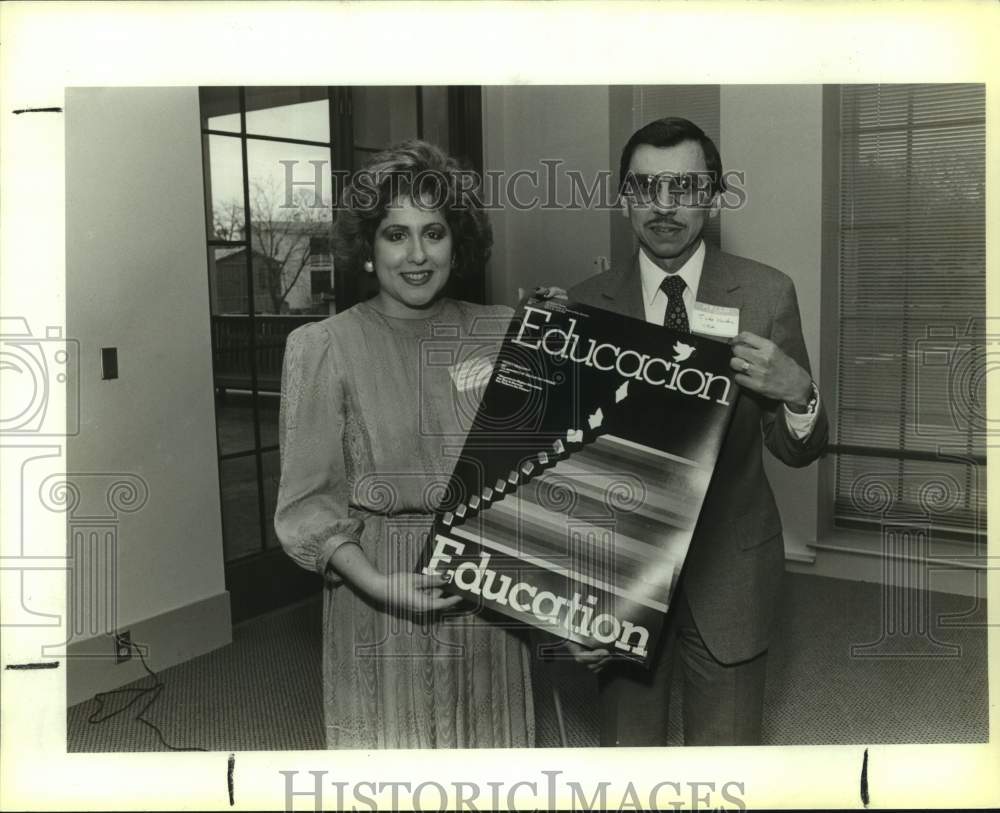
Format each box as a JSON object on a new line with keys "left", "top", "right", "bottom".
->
{"left": 274, "top": 298, "right": 535, "bottom": 749}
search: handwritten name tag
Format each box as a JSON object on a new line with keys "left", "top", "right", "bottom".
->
{"left": 690, "top": 301, "right": 740, "bottom": 338}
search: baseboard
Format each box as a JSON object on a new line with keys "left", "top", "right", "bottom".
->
{"left": 784, "top": 543, "right": 817, "bottom": 565}
{"left": 66, "top": 590, "right": 232, "bottom": 707}
{"left": 785, "top": 531, "right": 986, "bottom": 598}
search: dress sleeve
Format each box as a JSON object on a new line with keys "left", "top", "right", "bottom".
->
{"left": 274, "top": 323, "right": 365, "bottom": 578}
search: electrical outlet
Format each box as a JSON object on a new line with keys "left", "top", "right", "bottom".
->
{"left": 114, "top": 630, "right": 132, "bottom": 664}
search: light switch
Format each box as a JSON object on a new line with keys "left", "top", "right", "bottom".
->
{"left": 101, "top": 347, "right": 118, "bottom": 380}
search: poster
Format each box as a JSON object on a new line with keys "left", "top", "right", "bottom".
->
{"left": 421, "top": 296, "right": 738, "bottom": 665}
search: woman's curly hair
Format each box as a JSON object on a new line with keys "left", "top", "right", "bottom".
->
{"left": 332, "top": 139, "right": 493, "bottom": 286}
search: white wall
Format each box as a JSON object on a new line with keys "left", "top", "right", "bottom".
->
{"left": 719, "top": 85, "right": 825, "bottom": 557}
{"left": 66, "top": 89, "right": 229, "bottom": 652}
{"left": 483, "top": 86, "right": 611, "bottom": 304}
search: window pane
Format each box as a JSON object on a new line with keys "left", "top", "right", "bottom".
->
{"left": 262, "top": 449, "right": 282, "bottom": 550}
{"left": 208, "top": 239, "right": 293, "bottom": 448}
{"left": 220, "top": 455, "right": 262, "bottom": 561}
{"left": 253, "top": 319, "right": 295, "bottom": 395}
{"left": 200, "top": 86, "right": 241, "bottom": 133}
{"left": 257, "top": 392, "right": 279, "bottom": 448}
{"left": 209, "top": 246, "right": 250, "bottom": 316}
{"left": 210, "top": 315, "right": 285, "bottom": 455}
{"left": 211, "top": 376, "right": 280, "bottom": 455}
{"left": 246, "top": 140, "right": 333, "bottom": 315}
{"left": 245, "top": 86, "right": 330, "bottom": 143}
{"left": 206, "top": 135, "right": 246, "bottom": 240}
{"left": 215, "top": 391, "right": 257, "bottom": 457}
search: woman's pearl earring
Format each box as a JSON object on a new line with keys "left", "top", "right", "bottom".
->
{"left": 363, "top": 259, "right": 374, "bottom": 274}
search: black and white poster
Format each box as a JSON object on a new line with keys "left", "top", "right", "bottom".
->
{"left": 422, "top": 297, "right": 737, "bottom": 664}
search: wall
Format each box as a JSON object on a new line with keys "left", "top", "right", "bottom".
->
{"left": 65, "top": 87, "right": 231, "bottom": 703}
{"left": 719, "top": 85, "right": 825, "bottom": 558}
{"left": 352, "top": 86, "right": 418, "bottom": 149}
{"left": 482, "top": 86, "right": 612, "bottom": 305}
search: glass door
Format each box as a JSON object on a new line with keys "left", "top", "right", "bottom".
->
{"left": 200, "top": 86, "right": 483, "bottom": 621}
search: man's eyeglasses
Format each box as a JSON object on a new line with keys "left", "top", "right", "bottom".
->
{"left": 622, "top": 172, "right": 718, "bottom": 207}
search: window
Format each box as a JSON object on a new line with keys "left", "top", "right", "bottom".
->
{"left": 201, "top": 87, "right": 341, "bottom": 584}
{"left": 309, "top": 236, "right": 334, "bottom": 303}
{"left": 198, "top": 85, "right": 479, "bottom": 620}
{"left": 833, "top": 84, "right": 986, "bottom": 540}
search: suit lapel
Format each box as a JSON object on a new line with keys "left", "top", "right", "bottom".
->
{"left": 695, "top": 242, "right": 744, "bottom": 316}
{"left": 595, "top": 252, "right": 645, "bottom": 320}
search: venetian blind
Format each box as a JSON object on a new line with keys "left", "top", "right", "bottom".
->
{"left": 835, "top": 84, "right": 986, "bottom": 538}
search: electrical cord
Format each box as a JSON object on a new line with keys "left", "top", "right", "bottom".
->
{"left": 86, "top": 639, "right": 208, "bottom": 752}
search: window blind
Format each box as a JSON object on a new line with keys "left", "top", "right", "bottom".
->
{"left": 835, "top": 84, "right": 986, "bottom": 539}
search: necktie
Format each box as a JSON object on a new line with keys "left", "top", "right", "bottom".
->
{"left": 660, "top": 275, "right": 689, "bottom": 333}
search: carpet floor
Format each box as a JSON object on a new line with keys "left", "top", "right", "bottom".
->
{"left": 67, "top": 573, "right": 988, "bottom": 751}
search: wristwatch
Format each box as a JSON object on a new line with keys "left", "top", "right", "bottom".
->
{"left": 787, "top": 380, "right": 819, "bottom": 415}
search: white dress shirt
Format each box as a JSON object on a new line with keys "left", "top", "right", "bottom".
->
{"left": 637, "top": 242, "right": 819, "bottom": 440}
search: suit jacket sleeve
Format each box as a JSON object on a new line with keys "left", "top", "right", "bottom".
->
{"left": 759, "top": 275, "right": 829, "bottom": 467}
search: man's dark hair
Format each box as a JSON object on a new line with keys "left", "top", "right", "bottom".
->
{"left": 618, "top": 117, "right": 726, "bottom": 197}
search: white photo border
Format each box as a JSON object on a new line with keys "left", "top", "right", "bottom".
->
{"left": 1, "top": 1, "right": 997, "bottom": 810}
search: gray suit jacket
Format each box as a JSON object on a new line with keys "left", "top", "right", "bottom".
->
{"left": 568, "top": 242, "right": 828, "bottom": 664}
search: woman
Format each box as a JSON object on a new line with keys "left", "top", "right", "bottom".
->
{"left": 274, "top": 140, "right": 534, "bottom": 749}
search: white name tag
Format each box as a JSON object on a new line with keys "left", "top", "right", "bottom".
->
{"left": 690, "top": 301, "right": 740, "bottom": 338}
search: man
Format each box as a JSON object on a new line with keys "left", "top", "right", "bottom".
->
{"left": 565, "top": 117, "right": 828, "bottom": 746}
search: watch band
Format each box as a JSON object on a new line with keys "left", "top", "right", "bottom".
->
{"left": 801, "top": 380, "right": 819, "bottom": 415}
